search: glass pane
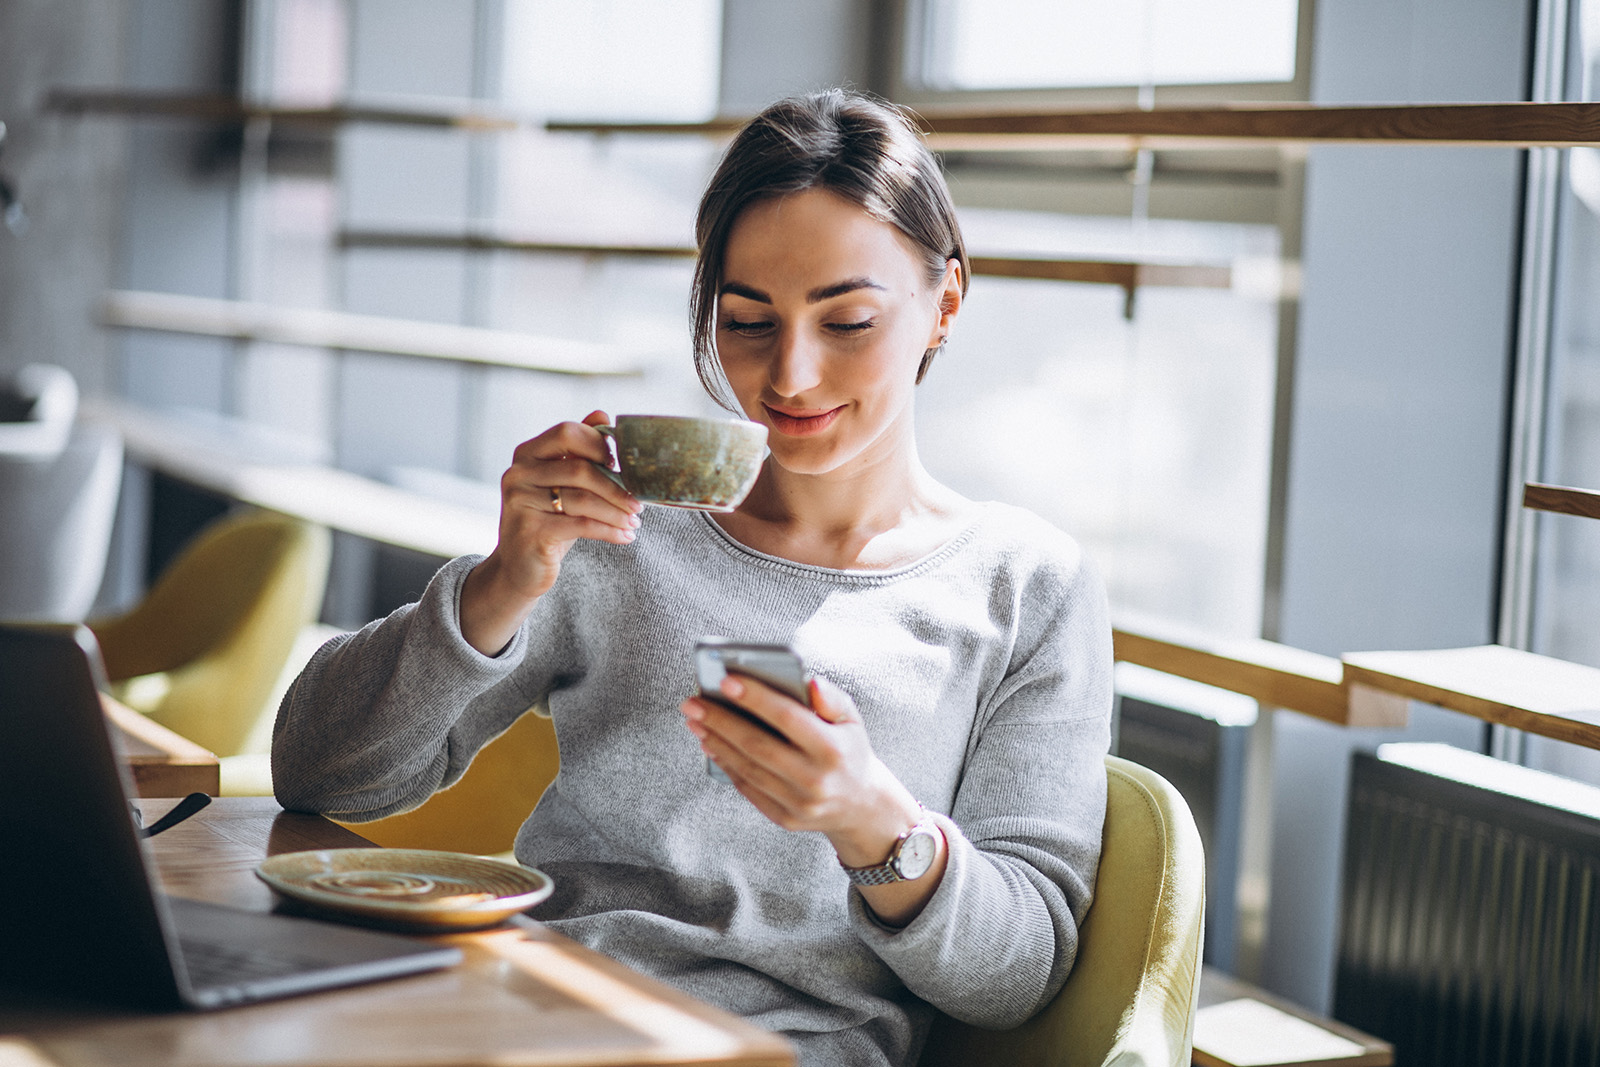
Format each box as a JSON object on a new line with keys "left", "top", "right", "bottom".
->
{"left": 923, "top": 0, "right": 1299, "bottom": 90}
{"left": 1522, "top": 0, "right": 1600, "bottom": 782}
{"left": 919, "top": 209, "right": 1279, "bottom": 637}
{"left": 502, "top": 0, "right": 722, "bottom": 121}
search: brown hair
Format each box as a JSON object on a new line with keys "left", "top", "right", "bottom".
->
{"left": 690, "top": 90, "right": 970, "bottom": 408}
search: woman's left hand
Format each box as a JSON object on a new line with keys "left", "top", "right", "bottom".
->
{"left": 680, "top": 673, "right": 948, "bottom": 925}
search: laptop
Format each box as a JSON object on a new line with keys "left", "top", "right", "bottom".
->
{"left": 0, "top": 624, "right": 462, "bottom": 1010}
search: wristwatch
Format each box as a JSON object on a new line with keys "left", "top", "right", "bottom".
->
{"left": 839, "top": 809, "right": 940, "bottom": 886}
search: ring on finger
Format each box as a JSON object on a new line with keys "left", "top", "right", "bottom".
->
{"left": 550, "top": 486, "right": 565, "bottom": 514}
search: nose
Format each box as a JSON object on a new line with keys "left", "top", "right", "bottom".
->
{"left": 769, "top": 327, "right": 824, "bottom": 398}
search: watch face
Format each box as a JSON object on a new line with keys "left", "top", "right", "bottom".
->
{"left": 893, "top": 829, "right": 937, "bottom": 881}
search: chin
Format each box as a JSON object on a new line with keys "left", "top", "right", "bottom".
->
{"left": 765, "top": 438, "right": 850, "bottom": 477}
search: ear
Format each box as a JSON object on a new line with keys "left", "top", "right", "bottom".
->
{"left": 927, "top": 258, "right": 963, "bottom": 348}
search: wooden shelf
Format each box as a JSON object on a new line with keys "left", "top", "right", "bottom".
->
{"left": 84, "top": 400, "right": 497, "bottom": 560}
{"left": 336, "top": 230, "right": 1234, "bottom": 314}
{"left": 548, "top": 102, "right": 1600, "bottom": 150}
{"left": 1524, "top": 481, "right": 1600, "bottom": 521}
{"left": 46, "top": 88, "right": 522, "bottom": 130}
{"left": 101, "top": 290, "right": 646, "bottom": 378}
{"left": 1110, "top": 613, "right": 1382, "bottom": 726}
{"left": 1342, "top": 645, "right": 1600, "bottom": 750}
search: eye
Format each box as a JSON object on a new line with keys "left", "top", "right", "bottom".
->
{"left": 722, "top": 317, "right": 773, "bottom": 336}
{"left": 827, "top": 319, "right": 876, "bottom": 334}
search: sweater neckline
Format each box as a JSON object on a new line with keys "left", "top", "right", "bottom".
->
{"left": 687, "top": 503, "right": 994, "bottom": 583}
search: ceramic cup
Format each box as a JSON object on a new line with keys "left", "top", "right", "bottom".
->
{"left": 594, "top": 415, "right": 768, "bottom": 512}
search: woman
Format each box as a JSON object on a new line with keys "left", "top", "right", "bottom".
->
{"left": 273, "top": 90, "right": 1112, "bottom": 1067}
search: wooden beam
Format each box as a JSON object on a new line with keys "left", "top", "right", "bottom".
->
{"left": 548, "top": 102, "right": 1600, "bottom": 150}
{"left": 83, "top": 400, "right": 498, "bottom": 560}
{"left": 56, "top": 92, "right": 1600, "bottom": 147}
{"left": 100, "top": 290, "right": 646, "bottom": 378}
{"left": 338, "top": 231, "right": 696, "bottom": 259}
{"left": 334, "top": 230, "right": 1235, "bottom": 301}
{"left": 1342, "top": 645, "right": 1600, "bottom": 751}
{"left": 1524, "top": 481, "right": 1600, "bottom": 521}
{"left": 46, "top": 88, "right": 521, "bottom": 130}
{"left": 1111, "top": 613, "right": 1374, "bottom": 726}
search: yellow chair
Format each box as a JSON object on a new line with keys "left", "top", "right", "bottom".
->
{"left": 336, "top": 730, "right": 1204, "bottom": 1067}
{"left": 344, "top": 709, "right": 559, "bottom": 856}
{"left": 89, "top": 509, "right": 331, "bottom": 762}
{"left": 919, "top": 755, "right": 1206, "bottom": 1067}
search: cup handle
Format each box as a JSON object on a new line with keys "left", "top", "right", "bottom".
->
{"left": 591, "top": 424, "right": 625, "bottom": 488}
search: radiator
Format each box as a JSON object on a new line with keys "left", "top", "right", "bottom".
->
{"left": 1336, "top": 743, "right": 1600, "bottom": 1067}
{"left": 1113, "top": 662, "right": 1254, "bottom": 971}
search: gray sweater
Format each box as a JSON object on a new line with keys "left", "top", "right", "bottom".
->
{"left": 273, "top": 502, "right": 1112, "bottom": 1067}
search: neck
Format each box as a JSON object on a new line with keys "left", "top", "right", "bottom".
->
{"left": 745, "top": 423, "right": 933, "bottom": 538}
{"left": 717, "top": 415, "right": 969, "bottom": 571}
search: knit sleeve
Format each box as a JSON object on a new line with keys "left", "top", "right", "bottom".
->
{"left": 271, "top": 553, "right": 553, "bottom": 821}
{"left": 848, "top": 545, "right": 1113, "bottom": 1028}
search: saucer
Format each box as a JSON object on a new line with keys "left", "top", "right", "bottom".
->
{"left": 256, "top": 848, "right": 553, "bottom": 932}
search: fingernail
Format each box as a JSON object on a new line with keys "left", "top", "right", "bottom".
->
{"left": 721, "top": 676, "right": 745, "bottom": 698}
{"left": 682, "top": 700, "right": 702, "bottom": 721}
{"left": 621, "top": 529, "right": 636, "bottom": 542}
{"left": 686, "top": 721, "right": 706, "bottom": 739}
{"left": 628, "top": 514, "right": 641, "bottom": 528}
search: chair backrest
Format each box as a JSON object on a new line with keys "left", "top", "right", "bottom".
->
{"left": 343, "top": 708, "right": 559, "bottom": 855}
{"left": 90, "top": 509, "right": 330, "bottom": 758}
{"left": 919, "top": 755, "right": 1205, "bottom": 1067}
{"left": 0, "top": 363, "right": 78, "bottom": 458}
{"left": 0, "top": 422, "right": 123, "bottom": 622}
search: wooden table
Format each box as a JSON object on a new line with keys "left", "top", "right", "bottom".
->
{"left": 0, "top": 797, "right": 796, "bottom": 1067}
{"left": 1192, "top": 968, "right": 1391, "bottom": 1067}
{"left": 103, "top": 694, "right": 221, "bottom": 798}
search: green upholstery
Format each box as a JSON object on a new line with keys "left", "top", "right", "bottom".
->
{"left": 341, "top": 709, "right": 559, "bottom": 856}
{"left": 919, "top": 756, "right": 1205, "bottom": 1067}
{"left": 89, "top": 509, "right": 331, "bottom": 760}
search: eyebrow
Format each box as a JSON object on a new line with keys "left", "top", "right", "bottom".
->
{"left": 718, "top": 277, "right": 887, "bottom": 305}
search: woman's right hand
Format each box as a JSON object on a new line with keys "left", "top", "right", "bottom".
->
{"left": 460, "top": 410, "right": 642, "bottom": 655}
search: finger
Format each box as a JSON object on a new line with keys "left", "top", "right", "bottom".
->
{"left": 499, "top": 476, "right": 636, "bottom": 546}
{"left": 718, "top": 674, "right": 846, "bottom": 755}
{"left": 504, "top": 457, "right": 638, "bottom": 521}
{"left": 808, "top": 676, "right": 860, "bottom": 725}
{"left": 512, "top": 420, "right": 614, "bottom": 466}
{"left": 537, "top": 484, "right": 643, "bottom": 532}
{"left": 524, "top": 512, "right": 638, "bottom": 547}
{"left": 706, "top": 749, "right": 795, "bottom": 826}
{"left": 692, "top": 712, "right": 812, "bottom": 817}
{"left": 684, "top": 695, "right": 813, "bottom": 789}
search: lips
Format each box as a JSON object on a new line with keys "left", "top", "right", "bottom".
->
{"left": 762, "top": 403, "right": 843, "bottom": 437}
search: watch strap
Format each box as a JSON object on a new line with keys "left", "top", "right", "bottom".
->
{"left": 839, "top": 809, "right": 936, "bottom": 887}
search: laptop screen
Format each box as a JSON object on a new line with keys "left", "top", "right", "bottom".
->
{"left": 0, "top": 625, "right": 186, "bottom": 1006}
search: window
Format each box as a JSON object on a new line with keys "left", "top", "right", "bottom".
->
{"left": 911, "top": 0, "right": 1301, "bottom": 92}
{"left": 1523, "top": 0, "right": 1600, "bottom": 781}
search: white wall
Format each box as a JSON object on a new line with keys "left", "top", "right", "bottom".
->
{"left": 1262, "top": 0, "right": 1533, "bottom": 1013}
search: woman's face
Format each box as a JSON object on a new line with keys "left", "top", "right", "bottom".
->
{"left": 715, "top": 187, "right": 959, "bottom": 480}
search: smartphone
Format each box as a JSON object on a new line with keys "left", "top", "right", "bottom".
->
{"left": 694, "top": 638, "right": 811, "bottom": 783}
